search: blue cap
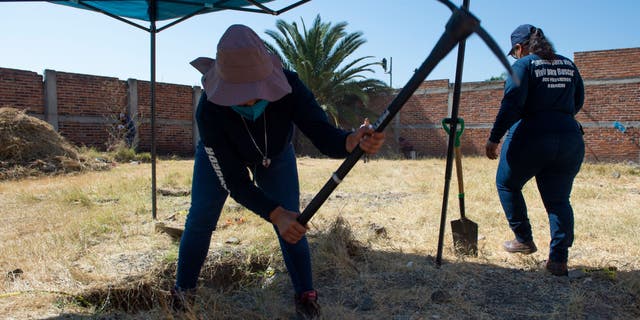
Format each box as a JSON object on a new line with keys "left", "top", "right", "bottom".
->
{"left": 508, "top": 24, "right": 534, "bottom": 55}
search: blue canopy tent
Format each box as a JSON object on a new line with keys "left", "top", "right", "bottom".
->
{"left": 46, "top": 0, "right": 311, "bottom": 219}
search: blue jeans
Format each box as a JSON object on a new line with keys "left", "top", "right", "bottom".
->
{"left": 176, "top": 141, "right": 313, "bottom": 294}
{"left": 496, "top": 126, "right": 584, "bottom": 263}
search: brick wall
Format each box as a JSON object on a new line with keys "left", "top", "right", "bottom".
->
{"left": 0, "top": 68, "right": 198, "bottom": 155}
{"left": 0, "top": 68, "right": 44, "bottom": 114}
{"left": 398, "top": 80, "right": 450, "bottom": 157}
{"left": 376, "top": 80, "right": 505, "bottom": 158}
{"left": 56, "top": 72, "right": 127, "bottom": 116}
{"left": 136, "top": 81, "right": 194, "bottom": 155}
{"left": 573, "top": 48, "right": 640, "bottom": 161}
{"left": 1, "top": 47, "right": 638, "bottom": 162}
{"left": 369, "top": 47, "right": 640, "bottom": 163}
{"left": 575, "top": 48, "right": 640, "bottom": 80}
{"left": 56, "top": 71, "right": 128, "bottom": 148}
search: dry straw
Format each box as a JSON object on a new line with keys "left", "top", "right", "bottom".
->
{"left": 0, "top": 107, "right": 78, "bottom": 163}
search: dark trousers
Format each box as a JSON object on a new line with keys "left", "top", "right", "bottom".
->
{"left": 496, "top": 126, "right": 584, "bottom": 263}
{"left": 176, "top": 141, "right": 313, "bottom": 294}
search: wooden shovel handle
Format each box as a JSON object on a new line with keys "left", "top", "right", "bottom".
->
{"left": 454, "top": 145, "right": 466, "bottom": 219}
{"left": 454, "top": 146, "right": 464, "bottom": 194}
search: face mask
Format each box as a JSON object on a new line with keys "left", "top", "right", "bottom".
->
{"left": 230, "top": 100, "right": 269, "bottom": 121}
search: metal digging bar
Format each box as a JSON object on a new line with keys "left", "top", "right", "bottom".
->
{"left": 436, "top": 0, "right": 470, "bottom": 266}
{"left": 298, "top": 0, "right": 515, "bottom": 225}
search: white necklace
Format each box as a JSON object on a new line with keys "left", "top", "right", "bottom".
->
{"left": 240, "top": 114, "right": 270, "bottom": 168}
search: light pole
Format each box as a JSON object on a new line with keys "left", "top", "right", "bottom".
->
{"left": 381, "top": 56, "right": 399, "bottom": 145}
{"left": 381, "top": 57, "right": 393, "bottom": 88}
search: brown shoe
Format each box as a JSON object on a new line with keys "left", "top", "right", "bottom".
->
{"left": 546, "top": 261, "right": 568, "bottom": 276}
{"left": 503, "top": 239, "right": 537, "bottom": 254}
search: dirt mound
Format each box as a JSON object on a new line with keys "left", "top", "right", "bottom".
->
{"left": 0, "top": 107, "right": 78, "bottom": 162}
{"left": 0, "top": 107, "right": 110, "bottom": 179}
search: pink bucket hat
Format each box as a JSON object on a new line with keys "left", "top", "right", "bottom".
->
{"left": 190, "top": 24, "right": 292, "bottom": 106}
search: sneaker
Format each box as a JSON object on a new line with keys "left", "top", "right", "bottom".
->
{"left": 295, "top": 290, "right": 321, "bottom": 319}
{"left": 503, "top": 239, "right": 537, "bottom": 254}
{"left": 546, "top": 260, "right": 568, "bottom": 276}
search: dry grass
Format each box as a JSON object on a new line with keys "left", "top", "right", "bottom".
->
{"left": 1, "top": 156, "right": 639, "bottom": 319}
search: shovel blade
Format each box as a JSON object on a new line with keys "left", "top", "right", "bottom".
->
{"left": 451, "top": 218, "right": 478, "bottom": 256}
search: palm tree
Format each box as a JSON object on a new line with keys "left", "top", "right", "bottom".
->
{"left": 264, "top": 14, "right": 389, "bottom": 127}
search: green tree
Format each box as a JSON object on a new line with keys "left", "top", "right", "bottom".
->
{"left": 264, "top": 15, "right": 389, "bottom": 128}
{"left": 485, "top": 72, "right": 509, "bottom": 82}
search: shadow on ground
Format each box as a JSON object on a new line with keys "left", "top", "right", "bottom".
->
{"left": 39, "top": 218, "right": 640, "bottom": 320}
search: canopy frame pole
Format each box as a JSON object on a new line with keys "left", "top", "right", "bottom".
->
{"left": 68, "top": 0, "right": 312, "bottom": 34}
{"left": 73, "top": 1, "right": 150, "bottom": 32}
{"left": 156, "top": 7, "right": 208, "bottom": 32}
{"left": 212, "top": 0, "right": 311, "bottom": 14}
{"left": 149, "top": 0, "right": 158, "bottom": 220}
{"left": 155, "top": 0, "right": 313, "bottom": 32}
{"left": 45, "top": 0, "right": 333, "bottom": 221}
{"left": 242, "top": 0, "right": 277, "bottom": 14}
{"left": 269, "top": 0, "right": 311, "bottom": 15}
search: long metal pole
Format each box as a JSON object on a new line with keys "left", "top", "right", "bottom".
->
{"left": 435, "top": 0, "right": 470, "bottom": 267}
{"left": 150, "top": 0, "right": 158, "bottom": 220}
{"left": 298, "top": 6, "right": 480, "bottom": 225}
{"left": 388, "top": 57, "right": 393, "bottom": 88}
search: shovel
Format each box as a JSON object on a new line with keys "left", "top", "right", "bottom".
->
{"left": 442, "top": 118, "right": 478, "bottom": 256}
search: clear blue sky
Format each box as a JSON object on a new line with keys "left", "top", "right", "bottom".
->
{"left": 1, "top": 1, "right": 639, "bottom": 88}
